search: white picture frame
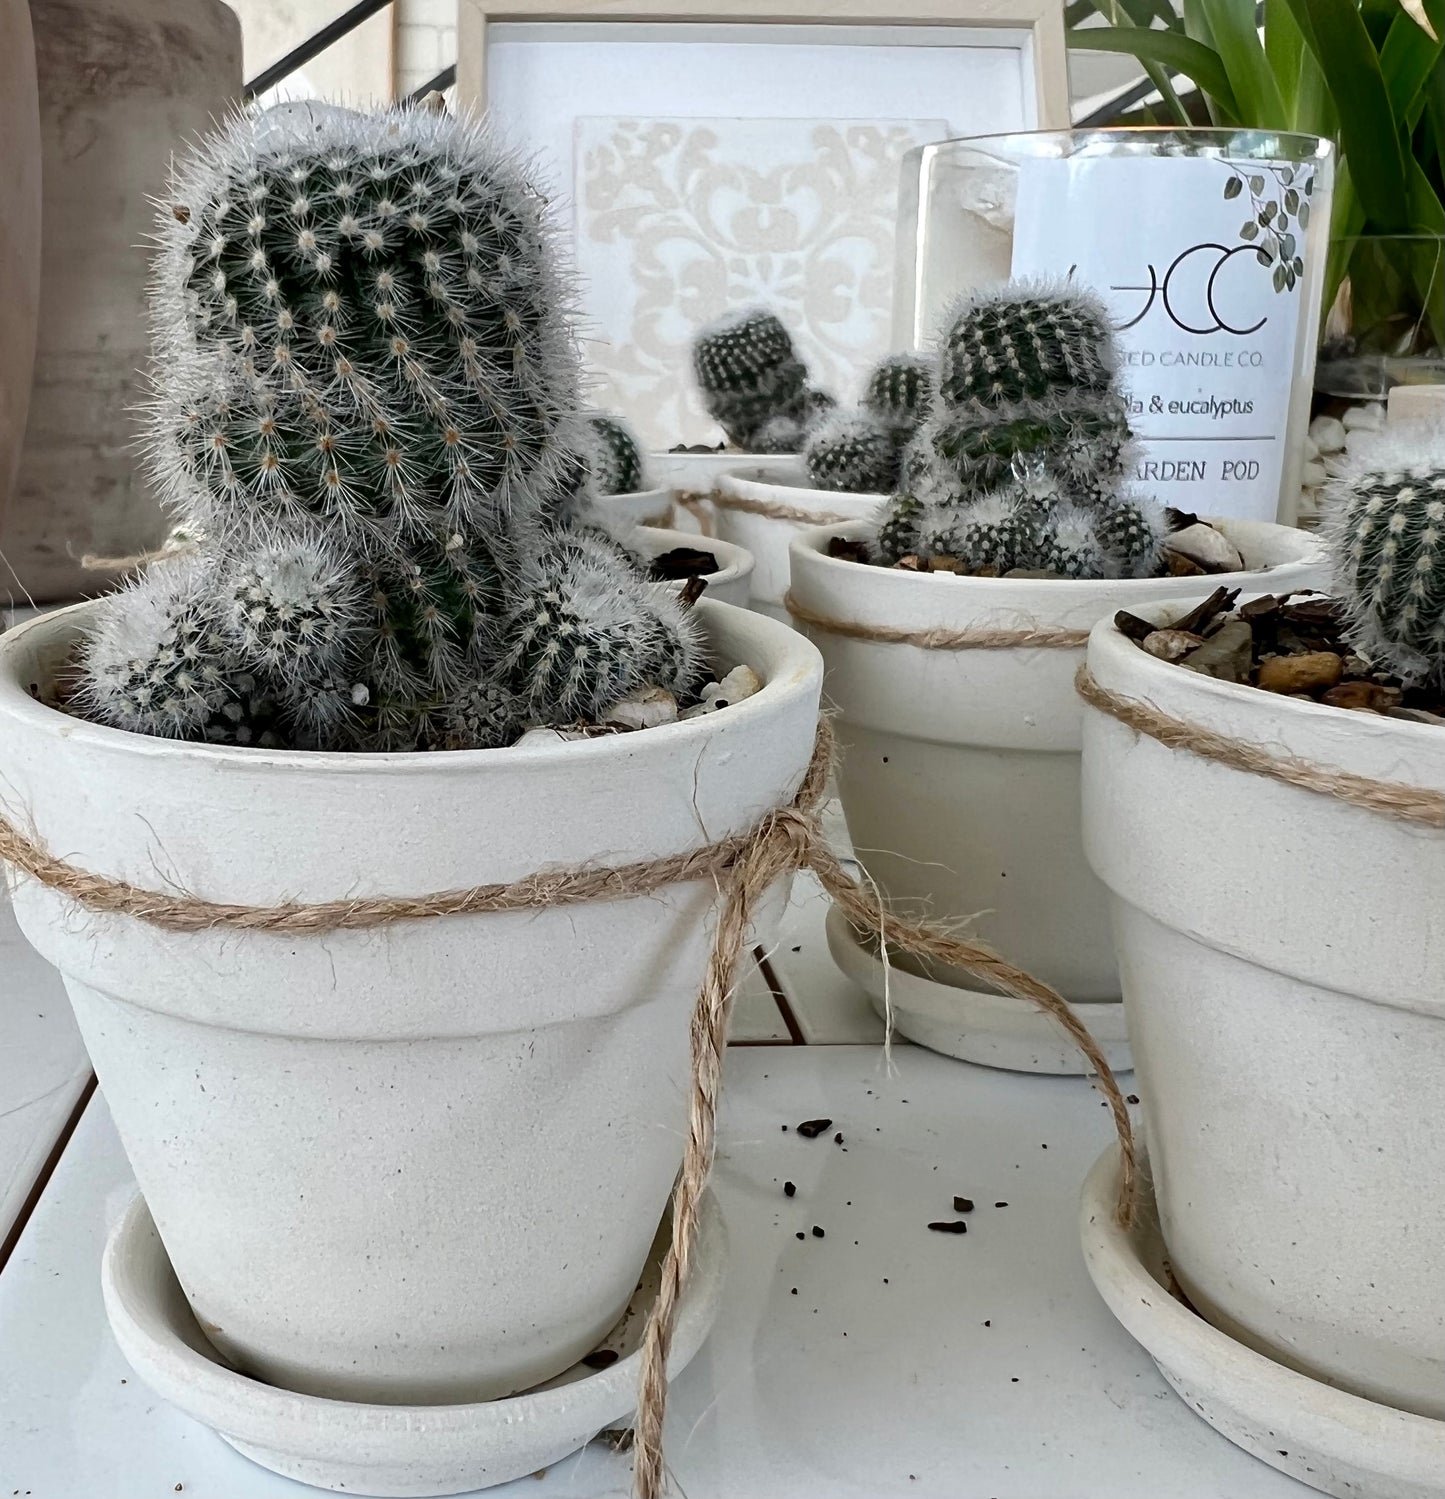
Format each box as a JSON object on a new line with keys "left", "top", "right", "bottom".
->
{"left": 455, "top": 1, "right": 1070, "bottom": 446}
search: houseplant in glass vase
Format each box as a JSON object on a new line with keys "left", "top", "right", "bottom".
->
{"left": 789, "top": 280, "right": 1326, "bottom": 1073}
{"left": 1069, "top": 0, "right": 1445, "bottom": 517}
{"left": 0, "top": 101, "right": 822, "bottom": 1495}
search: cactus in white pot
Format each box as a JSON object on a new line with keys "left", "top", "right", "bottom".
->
{"left": 79, "top": 102, "right": 702, "bottom": 751}
{"left": 691, "top": 305, "right": 833, "bottom": 451}
{"left": 872, "top": 284, "right": 1165, "bottom": 578}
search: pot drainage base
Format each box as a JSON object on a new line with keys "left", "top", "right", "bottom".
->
{"left": 100, "top": 1190, "right": 727, "bottom": 1497}
{"left": 1081, "top": 1144, "right": 1445, "bottom": 1499}
{"left": 826, "top": 905, "right": 1133, "bottom": 1074}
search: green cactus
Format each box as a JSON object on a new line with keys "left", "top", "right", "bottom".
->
{"left": 863, "top": 353, "right": 933, "bottom": 440}
{"left": 585, "top": 412, "right": 648, "bottom": 496}
{"left": 1327, "top": 437, "right": 1445, "bottom": 686}
{"left": 804, "top": 411, "right": 899, "bottom": 495}
{"left": 871, "top": 281, "right": 1164, "bottom": 580}
{"left": 692, "top": 306, "right": 832, "bottom": 451}
{"left": 80, "top": 102, "right": 702, "bottom": 750}
{"left": 938, "top": 282, "right": 1117, "bottom": 406}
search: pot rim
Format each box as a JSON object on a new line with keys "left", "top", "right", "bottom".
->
{"left": 0, "top": 595, "right": 819, "bottom": 777}
{"left": 714, "top": 464, "right": 886, "bottom": 509}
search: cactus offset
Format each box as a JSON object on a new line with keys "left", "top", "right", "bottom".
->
{"left": 503, "top": 532, "right": 704, "bottom": 723}
{"left": 872, "top": 281, "right": 1164, "bottom": 579}
{"left": 584, "top": 412, "right": 648, "bottom": 496}
{"left": 1326, "top": 436, "right": 1445, "bottom": 686}
{"left": 80, "top": 102, "right": 702, "bottom": 751}
{"left": 863, "top": 353, "right": 933, "bottom": 441}
{"left": 692, "top": 306, "right": 832, "bottom": 451}
{"left": 804, "top": 411, "right": 899, "bottom": 495}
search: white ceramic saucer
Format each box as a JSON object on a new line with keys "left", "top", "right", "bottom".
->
{"left": 825, "top": 905, "right": 1132, "bottom": 1074}
{"left": 102, "top": 1191, "right": 727, "bottom": 1497}
{"left": 1081, "top": 1143, "right": 1445, "bottom": 1499}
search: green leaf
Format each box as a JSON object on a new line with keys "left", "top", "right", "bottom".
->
{"left": 1200, "top": 0, "right": 1290, "bottom": 127}
{"left": 1263, "top": 0, "right": 1306, "bottom": 123}
{"left": 1273, "top": 262, "right": 1288, "bottom": 291}
{"left": 1250, "top": 173, "right": 1265, "bottom": 192}
{"left": 1281, "top": 231, "right": 1297, "bottom": 256}
{"left": 1285, "top": 187, "right": 1300, "bottom": 212}
{"left": 1281, "top": 0, "right": 1411, "bottom": 231}
{"left": 1379, "top": 0, "right": 1445, "bottom": 122}
{"left": 1256, "top": 247, "right": 1273, "bottom": 266}
{"left": 1224, "top": 175, "right": 1244, "bottom": 197}
{"left": 1068, "top": 26, "right": 1241, "bottom": 116}
{"left": 1299, "top": 199, "right": 1311, "bottom": 226}
{"left": 1241, "top": 219, "right": 1260, "bottom": 238}
{"left": 1260, "top": 201, "right": 1277, "bottom": 221}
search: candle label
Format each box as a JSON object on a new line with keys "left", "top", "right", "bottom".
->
{"left": 1009, "top": 154, "right": 1316, "bottom": 521}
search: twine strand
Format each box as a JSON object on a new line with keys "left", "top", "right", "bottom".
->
{"left": 709, "top": 490, "right": 856, "bottom": 526}
{"left": 0, "top": 721, "right": 1134, "bottom": 1499}
{"left": 785, "top": 593, "right": 1091, "bottom": 651}
{"left": 1076, "top": 667, "right": 1445, "bottom": 828}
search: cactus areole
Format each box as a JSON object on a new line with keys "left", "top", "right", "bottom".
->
{"left": 77, "top": 102, "right": 707, "bottom": 752}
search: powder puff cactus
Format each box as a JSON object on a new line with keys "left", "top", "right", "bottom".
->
{"left": 872, "top": 281, "right": 1165, "bottom": 580}
{"left": 1326, "top": 434, "right": 1445, "bottom": 687}
{"left": 79, "top": 101, "right": 702, "bottom": 750}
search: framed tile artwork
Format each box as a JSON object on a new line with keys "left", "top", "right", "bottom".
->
{"left": 458, "top": 2, "right": 1069, "bottom": 445}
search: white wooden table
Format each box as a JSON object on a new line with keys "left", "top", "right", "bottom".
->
{"left": 0, "top": 860, "right": 1315, "bottom": 1499}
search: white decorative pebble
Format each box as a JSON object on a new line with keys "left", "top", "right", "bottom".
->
{"left": 1303, "top": 435, "right": 1320, "bottom": 463}
{"left": 1342, "top": 402, "right": 1385, "bottom": 432}
{"left": 602, "top": 685, "right": 679, "bottom": 730}
{"left": 1300, "top": 461, "right": 1328, "bottom": 488}
{"left": 1308, "top": 415, "right": 1347, "bottom": 453}
{"left": 1164, "top": 522, "right": 1244, "bottom": 574}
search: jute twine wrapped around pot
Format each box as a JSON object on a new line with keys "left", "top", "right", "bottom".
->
{"left": 1076, "top": 666, "right": 1445, "bottom": 827}
{"left": 0, "top": 719, "right": 1135, "bottom": 1499}
{"left": 680, "top": 488, "right": 857, "bottom": 530}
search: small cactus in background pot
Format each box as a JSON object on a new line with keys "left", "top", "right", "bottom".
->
{"left": 872, "top": 281, "right": 1165, "bottom": 580}
{"left": 1326, "top": 435, "right": 1445, "bottom": 687}
{"left": 79, "top": 101, "right": 703, "bottom": 751}
{"left": 691, "top": 306, "right": 833, "bottom": 451}
{"left": 804, "top": 410, "right": 899, "bottom": 495}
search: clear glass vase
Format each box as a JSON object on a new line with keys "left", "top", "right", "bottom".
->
{"left": 1315, "top": 233, "right": 1445, "bottom": 399}
{"left": 893, "top": 128, "right": 1335, "bottom": 525}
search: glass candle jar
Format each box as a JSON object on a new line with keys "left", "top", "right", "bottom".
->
{"left": 893, "top": 129, "right": 1335, "bottom": 525}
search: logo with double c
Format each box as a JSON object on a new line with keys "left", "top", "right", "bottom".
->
{"left": 1110, "top": 242, "right": 1268, "bottom": 336}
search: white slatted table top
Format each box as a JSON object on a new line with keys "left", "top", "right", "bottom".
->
{"left": 0, "top": 1047, "right": 1313, "bottom": 1499}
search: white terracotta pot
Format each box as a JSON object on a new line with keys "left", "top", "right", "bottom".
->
{"left": 6, "top": 0, "right": 241, "bottom": 603}
{"left": 1081, "top": 604, "right": 1445, "bottom": 1419}
{"left": 0, "top": 0, "right": 39, "bottom": 547}
{"left": 0, "top": 598, "right": 822, "bottom": 1406}
{"left": 713, "top": 462, "right": 881, "bottom": 621}
{"left": 589, "top": 486, "right": 674, "bottom": 529}
{"left": 788, "top": 523, "right": 1326, "bottom": 1056}
{"left": 633, "top": 525, "right": 755, "bottom": 609}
